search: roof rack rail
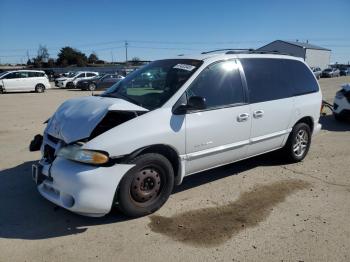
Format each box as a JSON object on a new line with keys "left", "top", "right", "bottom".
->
{"left": 225, "top": 49, "right": 292, "bottom": 56}
{"left": 201, "top": 48, "right": 254, "bottom": 54}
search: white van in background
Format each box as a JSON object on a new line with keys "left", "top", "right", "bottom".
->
{"left": 0, "top": 70, "right": 50, "bottom": 93}
{"left": 55, "top": 71, "right": 99, "bottom": 88}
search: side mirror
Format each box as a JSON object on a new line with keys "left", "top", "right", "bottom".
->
{"left": 188, "top": 96, "right": 206, "bottom": 110}
{"left": 172, "top": 96, "right": 206, "bottom": 115}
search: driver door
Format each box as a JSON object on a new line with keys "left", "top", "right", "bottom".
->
{"left": 185, "top": 60, "right": 251, "bottom": 174}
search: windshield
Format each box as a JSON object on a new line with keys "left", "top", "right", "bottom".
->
{"left": 0, "top": 72, "right": 8, "bottom": 79}
{"left": 102, "top": 59, "right": 203, "bottom": 110}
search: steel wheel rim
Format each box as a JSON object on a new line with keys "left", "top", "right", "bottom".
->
{"left": 293, "top": 129, "right": 309, "bottom": 157}
{"left": 130, "top": 167, "right": 162, "bottom": 204}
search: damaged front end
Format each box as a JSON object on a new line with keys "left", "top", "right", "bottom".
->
{"left": 29, "top": 95, "right": 149, "bottom": 216}
{"left": 30, "top": 95, "right": 149, "bottom": 172}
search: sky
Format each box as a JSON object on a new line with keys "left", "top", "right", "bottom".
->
{"left": 0, "top": 0, "right": 349, "bottom": 64}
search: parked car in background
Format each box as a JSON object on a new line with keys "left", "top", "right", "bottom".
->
{"left": 0, "top": 70, "right": 49, "bottom": 93}
{"left": 339, "top": 67, "right": 350, "bottom": 76}
{"left": 55, "top": 71, "right": 99, "bottom": 88}
{"left": 43, "top": 69, "right": 55, "bottom": 81}
{"left": 31, "top": 53, "right": 322, "bottom": 217}
{"left": 76, "top": 74, "right": 125, "bottom": 91}
{"left": 333, "top": 84, "right": 350, "bottom": 121}
{"left": 321, "top": 68, "right": 340, "bottom": 78}
{"left": 311, "top": 67, "right": 322, "bottom": 79}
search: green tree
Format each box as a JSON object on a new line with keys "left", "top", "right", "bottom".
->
{"left": 57, "top": 46, "right": 88, "bottom": 67}
{"left": 88, "top": 52, "right": 98, "bottom": 64}
{"left": 131, "top": 57, "right": 142, "bottom": 65}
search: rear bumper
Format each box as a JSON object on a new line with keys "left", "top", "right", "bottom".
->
{"left": 36, "top": 157, "right": 134, "bottom": 217}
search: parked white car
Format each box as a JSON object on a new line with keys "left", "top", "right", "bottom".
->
{"left": 0, "top": 70, "right": 50, "bottom": 93}
{"left": 333, "top": 84, "right": 350, "bottom": 121}
{"left": 55, "top": 71, "right": 99, "bottom": 88}
{"left": 31, "top": 51, "right": 322, "bottom": 217}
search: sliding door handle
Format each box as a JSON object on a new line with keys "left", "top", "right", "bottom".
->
{"left": 253, "top": 110, "right": 264, "bottom": 118}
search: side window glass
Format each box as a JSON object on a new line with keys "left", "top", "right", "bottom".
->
{"left": 18, "top": 72, "right": 28, "bottom": 78}
{"left": 187, "top": 60, "right": 244, "bottom": 108}
{"left": 290, "top": 61, "right": 319, "bottom": 95}
{"left": 240, "top": 58, "right": 294, "bottom": 103}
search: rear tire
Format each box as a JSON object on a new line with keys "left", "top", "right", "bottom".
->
{"left": 35, "top": 84, "right": 45, "bottom": 93}
{"left": 283, "top": 123, "right": 311, "bottom": 162}
{"left": 116, "top": 153, "right": 174, "bottom": 217}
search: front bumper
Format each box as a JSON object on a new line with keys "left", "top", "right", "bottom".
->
{"left": 56, "top": 81, "right": 66, "bottom": 88}
{"left": 35, "top": 157, "right": 134, "bottom": 217}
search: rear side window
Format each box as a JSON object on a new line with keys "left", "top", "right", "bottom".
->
{"left": 87, "top": 73, "right": 96, "bottom": 77}
{"left": 241, "top": 58, "right": 319, "bottom": 103}
{"left": 77, "top": 73, "right": 85, "bottom": 78}
{"left": 187, "top": 60, "right": 245, "bottom": 108}
{"left": 289, "top": 61, "right": 319, "bottom": 96}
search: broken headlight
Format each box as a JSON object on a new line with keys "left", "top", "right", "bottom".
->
{"left": 57, "top": 144, "right": 109, "bottom": 165}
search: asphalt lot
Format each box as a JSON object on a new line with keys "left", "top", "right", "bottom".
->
{"left": 0, "top": 77, "right": 350, "bottom": 262}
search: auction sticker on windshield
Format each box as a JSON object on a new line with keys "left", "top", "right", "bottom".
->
{"left": 173, "top": 64, "right": 196, "bottom": 71}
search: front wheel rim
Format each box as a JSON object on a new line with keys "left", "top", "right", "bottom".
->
{"left": 130, "top": 167, "right": 162, "bottom": 204}
{"left": 293, "top": 129, "right": 309, "bottom": 157}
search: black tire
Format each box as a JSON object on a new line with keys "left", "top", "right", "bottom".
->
{"left": 116, "top": 153, "right": 174, "bottom": 217}
{"left": 283, "top": 123, "right": 311, "bottom": 162}
{"left": 35, "top": 84, "right": 45, "bottom": 93}
{"left": 88, "top": 83, "right": 96, "bottom": 91}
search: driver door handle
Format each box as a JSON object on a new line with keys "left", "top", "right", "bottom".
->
{"left": 237, "top": 113, "right": 250, "bottom": 122}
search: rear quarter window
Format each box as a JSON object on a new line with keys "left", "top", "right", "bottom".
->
{"left": 240, "top": 58, "right": 319, "bottom": 103}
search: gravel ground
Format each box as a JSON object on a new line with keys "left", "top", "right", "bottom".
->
{"left": 0, "top": 77, "right": 349, "bottom": 262}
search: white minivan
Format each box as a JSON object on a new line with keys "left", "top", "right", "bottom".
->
{"left": 31, "top": 51, "right": 322, "bottom": 217}
{"left": 0, "top": 70, "right": 50, "bottom": 93}
{"left": 55, "top": 71, "right": 99, "bottom": 88}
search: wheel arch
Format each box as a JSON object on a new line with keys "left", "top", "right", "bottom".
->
{"left": 122, "top": 144, "right": 183, "bottom": 185}
{"left": 294, "top": 116, "right": 314, "bottom": 132}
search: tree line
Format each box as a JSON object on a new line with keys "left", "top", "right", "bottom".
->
{"left": 27, "top": 45, "right": 142, "bottom": 68}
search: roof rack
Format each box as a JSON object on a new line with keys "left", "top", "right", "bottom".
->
{"left": 225, "top": 49, "right": 292, "bottom": 56}
{"left": 201, "top": 48, "right": 254, "bottom": 54}
{"left": 201, "top": 49, "right": 293, "bottom": 56}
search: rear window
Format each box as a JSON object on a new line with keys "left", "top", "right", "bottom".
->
{"left": 240, "top": 58, "right": 319, "bottom": 103}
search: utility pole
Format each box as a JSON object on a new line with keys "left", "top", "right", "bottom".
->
{"left": 110, "top": 51, "right": 114, "bottom": 63}
{"left": 125, "top": 40, "right": 128, "bottom": 64}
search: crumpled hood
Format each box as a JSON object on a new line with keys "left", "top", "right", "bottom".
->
{"left": 45, "top": 96, "right": 148, "bottom": 143}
